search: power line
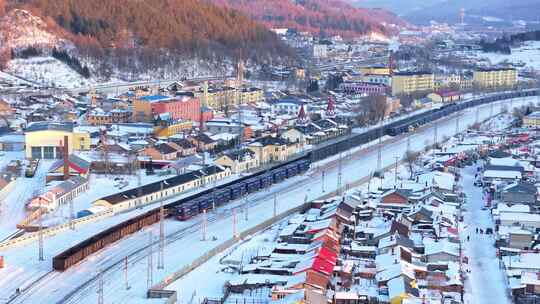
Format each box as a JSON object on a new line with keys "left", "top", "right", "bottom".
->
{"left": 158, "top": 184, "right": 165, "bottom": 270}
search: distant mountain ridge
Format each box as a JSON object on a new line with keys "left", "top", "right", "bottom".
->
{"left": 349, "top": 0, "right": 540, "bottom": 25}
{"left": 207, "top": 0, "right": 408, "bottom": 38}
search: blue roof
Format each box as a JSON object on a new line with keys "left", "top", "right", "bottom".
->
{"left": 138, "top": 95, "right": 171, "bottom": 102}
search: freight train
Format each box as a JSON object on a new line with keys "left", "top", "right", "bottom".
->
{"left": 52, "top": 156, "right": 310, "bottom": 271}
{"left": 51, "top": 89, "right": 539, "bottom": 271}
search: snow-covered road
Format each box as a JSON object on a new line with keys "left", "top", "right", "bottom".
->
{"left": 461, "top": 164, "right": 511, "bottom": 304}
{"left": 0, "top": 95, "right": 537, "bottom": 304}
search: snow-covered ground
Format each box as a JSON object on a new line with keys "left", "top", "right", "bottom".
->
{"left": 474, "top": 41, "right": 540, "bottom": 71}
{"left": 0, "top": 158, "right": 51, "bottom": 241}
{"left": 6, "top": 57, "right": 95, "bottom": 89}
{"left": 461, "top": 164, "right": 511, "bottom": 304}
{"left": 0, "top": 95, "right": 536, "bottom": 304}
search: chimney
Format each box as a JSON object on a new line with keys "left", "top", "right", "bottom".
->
{"left": 63, "top": 135, "right": 69, "bottom": 180}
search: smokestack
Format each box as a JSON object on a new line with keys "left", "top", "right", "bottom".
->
{"left": 63, "top": 135, "right": 69, "bottom": 180}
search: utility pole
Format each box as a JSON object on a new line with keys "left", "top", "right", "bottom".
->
{"left": 157, "top": 190, "right": 165, "bottom": 270}
{"left": 490, "top": 102, "right": 494, "bottom": 118}
{"left": 273, "top": 193, "right": 277, "bottom": 217}
{"left": 321, "top": 170, "right": 326, "bottom": 193}
{"left": 433, "top": 120, "right": 438, "bottom": 149}
{"left": 147, "top": 232, "right": 153, "bottom": 290}
{"left": 97, "top": 269, "right": 104, "bottom": 304}
{"left": 377, "top": 129, "right": 382, "bottom": 173}
{"left": 202, "top": 209, "right": 207, "bottom": 241}
{"left": 69, "top": 197, "right": 74, "bottom": 230}
{"left": 38, "top": 198, "right": 44, "bottom": 261}
{"left": 337, "top": 152, "right": 343, "bottom": 195}
{"left": 232, "top": 208, "right": 238, "bottom": 238}
{"left": 244, "top": 198, "right": 249, "bottom": 221}
{"left": 394, "top": 156, "right": 399, "bottom": 188}
{"left": 124, "top": 256, "right": 130, "bottom": 290}
{"left": 475, "top": 107, "right": 480, "bottom": 124}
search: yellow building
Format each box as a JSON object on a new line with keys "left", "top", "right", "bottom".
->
{"left": 247, "top": 136, "right": 299, "bottom": 165}
{"left": 25, "top": 122, "right": 90, "bottom": 159}
{"left": 392, "top": 71, "right": 435, "bottom": 96}
{"left": 473, "top": 68, "right": 517, "bottom": 89}
{"left": 154, "top": 120, "right": 192, "bottom": 137}
{"left": 215, "top": 149, "right": 259, "bottom": 174}
{"left": 523, "top": 112, "right": 540, "bottom": 128}
{"left": 238, "top": 87, "right": 264, "bottom": 104}
{"left": 359, "top": 66, "right": 390, "bottom": 76}
{"left": 194, "top": 87, "right": 236, "bottom": 110}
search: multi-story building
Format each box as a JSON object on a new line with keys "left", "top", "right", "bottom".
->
{"left": 473, "top": 68, "right": 518, "bottom": 89}
{"left": 359, "top": 66, "right": 390, "bottom": 76}
{"left": 132, "top": 95, "right": 212, "bottom": 123}
{"left": 25, "top": 122, "right": 90, "bottom": 159}
{"left": 523, "top": 112, "right": 540, "bottom": 128}
{"left": 362, "top": 74, "right": 392, "bottom": 86}
{"left": 86, "top": 108, "right": 131, "bottom": 126}
{"left": 339, "top": 82, "right": 387, "bottom": 95}
{"left": 391, "top": 71, "right": 435, "bottom": 96}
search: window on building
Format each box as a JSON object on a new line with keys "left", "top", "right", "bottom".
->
{"left": 31, "top": 147, "right": 42, "bottom": 159}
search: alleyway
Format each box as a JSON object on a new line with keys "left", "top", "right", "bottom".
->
{"left": 461, "top": 163, "right": 510, "bottom": 304}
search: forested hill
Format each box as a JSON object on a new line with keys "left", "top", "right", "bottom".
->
{"left": 207, "top": 0, "right": 407, "bottom": 38}
{"left": 11, "top": 0, "right": 293, "bottom": 61}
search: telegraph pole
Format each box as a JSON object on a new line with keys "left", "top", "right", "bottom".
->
{"left": 394, "top": 156, "right": 399, "bottom": 188}
{"left": 69, "top": 197, "right": 74, "bottom": 230}
{"left": 406, "top": 132, "right": 411, "bottom": 152}
{"left": 377, "top": 132, "right": 382, "bottom": 173}
{"left": 433, "top": 120, "right": 438, "bottom": 149}
{"left": 321, "top": 170, "right": 326, "bottom": 193}
{"left": 337, "top": 152, "right": 343, "bottom": 195}
{"left": 232, "top": 208, "right": 238, "bottom": 238}
{"left": 273, "top": 193, "right": 277, "bottom": 217}
{"left": 147, "top": 232, "right": 153, "bottom": 290}
{"left": 124, "top": 256, "right": 130, "bottom": 290}
{"left": 38, "top": 198, "right": 44, "bottom": 261}
{"left": 244, "top": 198, "right": 249, "bottom": 221}
{"left": 157, "top": 192, "right": 165, "bottom": 270}
{"left": 475, "top": 107, "right": 480, "bottom": 124}
{"left": 202, "top": 209, "right": 207, "bottom": 241}
{"left": 97, "top": 269, "right": 104, "bottom": 304}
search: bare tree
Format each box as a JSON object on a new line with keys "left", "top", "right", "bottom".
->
{"left": 403, "top": 150, "right": 421, "bottom": 179}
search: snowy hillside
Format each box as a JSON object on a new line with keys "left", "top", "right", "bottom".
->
{"left": 6, "top": 57, "right": 95, "bottom": 88}
{"left": 0, "top": 9, "right": 73, "bottom": 53}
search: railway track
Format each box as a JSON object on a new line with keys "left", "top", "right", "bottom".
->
{"left": 57, "top": 176, "right": 315, "bottom": 303}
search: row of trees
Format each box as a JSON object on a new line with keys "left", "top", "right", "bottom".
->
{"left": 480, "top": 30, "right": 540, "bottom": 54}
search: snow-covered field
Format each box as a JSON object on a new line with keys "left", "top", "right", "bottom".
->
{"left": 474, "top": 41, "right": 540, "bottom": 71}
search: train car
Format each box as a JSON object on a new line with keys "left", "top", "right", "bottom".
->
{"left": 230, "top": 182, "right": 247, "bottom": 200}
{"left": 176, "top": 201, "right": 200, "bottom": 221}
{"left": 246, "top": 178, "right": 262, "bottom": 193}
{"left": 260, "top": 172, "right": 274, "bottom": 188}
{"left": 53, "top": 210, "right": 159, "bottom": 271}
{"left": 213, "top": 188, "right": 231, "bottom": 206}
{"left": 297, "top": 159, "right": 311, "bottom": 172}
{"left": 285, "top": 164, "right": 298, "bottom": 178}
{"left": 198, "top": 196, "right": 213, "bottom": 211}
{"left": 272, "top": 168, "right": 287, "bottom": 183}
